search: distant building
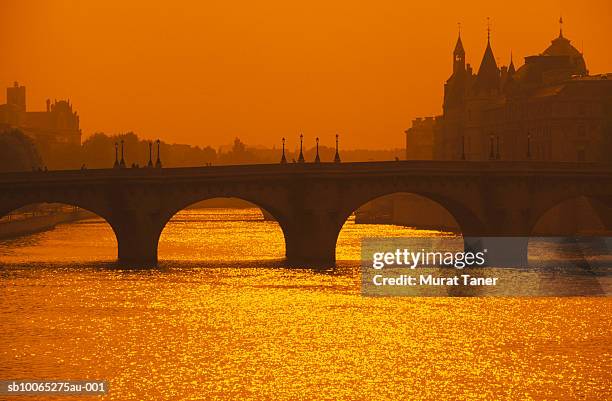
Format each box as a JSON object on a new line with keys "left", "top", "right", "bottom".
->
{"left": 404, "top": 116, "right": 440, "bottom": 159}
{"left": 0, "top": 82, "right": 82, "bottom": 147}
{"left": 407, "top": 20, "right": 612, "bottom": 162}
{"left": 387, "top": 20, "right": 612, "bottom": 235}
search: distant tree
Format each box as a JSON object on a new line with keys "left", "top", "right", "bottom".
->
{"left": 216, "top": 137, "right": 260, "bottom": 164}
{"left": 232, "top": 137, "right": 246, "bottom": 153}
{"left": 82, "top": 132, "right": 115, "bottom": 168}
{"left": 0, "top": 129, "right": 43, "bottom": 172}
{"left": 81, "top": 132, "right": 218, "bottom": 168}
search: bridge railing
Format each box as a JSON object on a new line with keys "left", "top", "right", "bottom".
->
{"left": 0, "top": 160, "right": 611, "bottom": 183}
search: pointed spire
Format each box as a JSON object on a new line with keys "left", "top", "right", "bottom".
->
{"left": 334, "top": 134, "right": 341, "bottom": 163}
{"left": 454, "top": 22, "right": 464, "bottom": 55}
{"left": 297, "top": 134, "right": 305, "bottom": 163}
{"left": 559, "top": 16, "right": 563, "bottom": 38}
{"left": 475, "top": 17, "right": 500, "bottom": 94}
{"left": 280, "top": 137, "right": 287, "bottom": 164}
{"left": 508, "top": 51, "right": 516, "bottom": 75}
{"left": 452, "top": 22, "right": 466, "bottom": 75}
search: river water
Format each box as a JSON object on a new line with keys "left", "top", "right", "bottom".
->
{"left": 0, "top": 209, "right": 610, "bottom": 400}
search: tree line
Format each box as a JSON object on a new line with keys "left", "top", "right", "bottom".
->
{"left": 0, "top": 130, "right": 404, "bottom": 172}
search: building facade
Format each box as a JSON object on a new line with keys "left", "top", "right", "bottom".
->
{"left": 0, "top": 82, "right": 82, "bottom": 147}
{"left": 407, "top": 22, "right": 612, "bottom": 162}
{"left": 404, "top": 116, "right": 440, "bottom": 160}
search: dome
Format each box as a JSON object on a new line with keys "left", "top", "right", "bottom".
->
{"left": 542, "top": 33, "right": 587, "bottom": 75}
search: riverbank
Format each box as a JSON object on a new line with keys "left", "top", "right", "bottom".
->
{"left": 0, "top": 209, "right": 94, "bottom": 240}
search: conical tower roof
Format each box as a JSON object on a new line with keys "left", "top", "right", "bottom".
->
{"left": 454, "top": 35, "right": 465, "bottom": 55}
{"left": 508, "top": 51, "right": 516, "bottom": 75}
{"left": 474, "top": 35, "right": 500, "bottom": 94}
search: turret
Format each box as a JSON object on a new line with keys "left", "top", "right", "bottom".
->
{"left": 453, "top": 29, "right": 465, "bottom": 74}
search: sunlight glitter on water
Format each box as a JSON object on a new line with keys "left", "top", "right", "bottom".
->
{"left": 0, "top": 209, "right": 610, "bottom": 400}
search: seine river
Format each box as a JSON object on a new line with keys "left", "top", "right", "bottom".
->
{"left": 0, "top": 209, "right": 610, "bottom": 400}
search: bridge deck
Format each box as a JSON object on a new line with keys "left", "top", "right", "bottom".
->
{"left": 0, "top": 161, "right": 611, "bottom": 185}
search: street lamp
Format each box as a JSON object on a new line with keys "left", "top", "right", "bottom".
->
{"left": 297, "top": 134, "right": 305, "bottom": 163}
{"left": 155, "top": 139, "right": 162, "bottom": 168}
{"left": 113, "top": 142, "right": 119, "bottom": 168}
{"left": 280, "top": 137, "right": 287, "bottom": 164}
{"left": 334, "top": 134, "right": 341, "bottom": 163}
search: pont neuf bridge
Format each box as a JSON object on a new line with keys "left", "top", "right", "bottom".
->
{"left": 0, "top": 161, "right": 611, "bottom": 265}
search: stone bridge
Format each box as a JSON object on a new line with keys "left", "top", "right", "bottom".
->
{"left": 0, "top": 161, "right": 611, "bottom": 265}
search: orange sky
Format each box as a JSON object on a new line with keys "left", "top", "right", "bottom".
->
{"left": 1, "top": 0, "right": 611, "bottom": 149}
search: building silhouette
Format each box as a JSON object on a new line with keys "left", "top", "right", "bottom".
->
{"left": 0, "top": 82, "right": 82, "bottom": 147}
{"left": 406, "top": 19, "right": 612, "bottom": 162}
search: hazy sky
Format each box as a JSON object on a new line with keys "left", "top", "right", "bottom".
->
{"left": 1, "top": 0, "right": 610, "bottom": 149}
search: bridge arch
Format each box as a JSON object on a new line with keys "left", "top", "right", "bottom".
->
{"left": 0, "top": 201, "right": 119, "bottom": 262}
{"left": 335, "top": 192, "right": 465, "bottom": 260}
{"left": 156, "top": 195, "right": 290, "bottom": 262}
{"left": 338, "top": 189, "right": 486, "bottom": 238}
{"left": 530, "top": 195, "right": 612, "bottom": 236}
{"left": 286, "top": 188, "right": 485, "bottom": 265}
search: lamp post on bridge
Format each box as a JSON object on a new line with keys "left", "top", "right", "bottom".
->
{"left": 113, "top": 142, "right": 119, "bottom": 168}
{"left": 280, "top": 137, "right": 287, "bottom": 164}
{"left": 334, "top": 134, "right": 341, "bottom": 163}
{"left": 297, "top": 134, "right": 305, "bottom": 163}
{"left": 314, "top": 137, "right": 320, "bottom": 163}
{"left": 155, "top": 139, "right": 162, "bottom": 168}
{"left": 147, "top": 141, "right": 153, "bottom": 167}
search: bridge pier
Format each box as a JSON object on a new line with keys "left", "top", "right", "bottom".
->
{"left": 284, "top": 212, "right": 341, "bottom": 266}
{"left": 112, "top": 212, "right": 163, "bottom": 266}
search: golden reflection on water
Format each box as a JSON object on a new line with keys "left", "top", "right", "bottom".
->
{"left": 0, "top": 209, "right": 610, "bottom": 400}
